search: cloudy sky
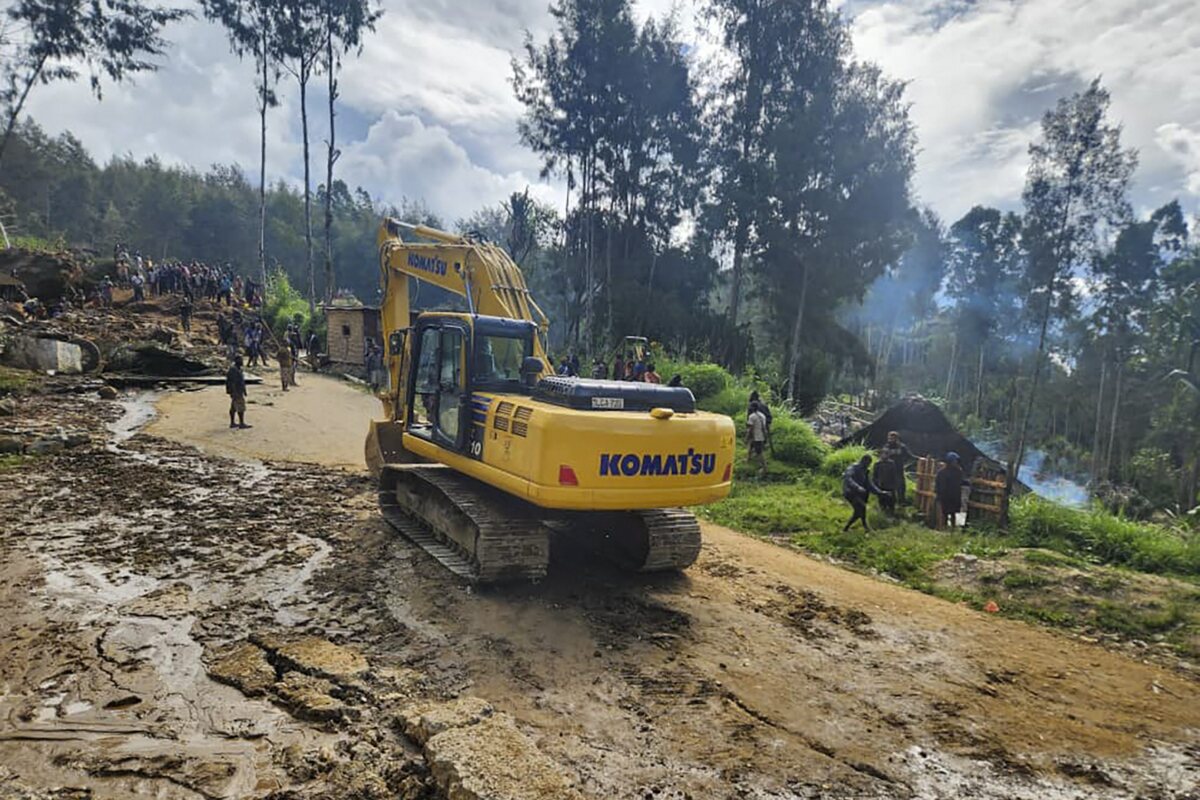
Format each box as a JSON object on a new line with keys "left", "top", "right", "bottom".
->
{"left": 23, "top": 0, "right": 1200, "bottom": 227}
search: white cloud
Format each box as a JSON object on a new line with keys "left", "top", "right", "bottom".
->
{"left": 14, "top": 0, "right": 1200, "bottom": 236}
{"left": 851, "top": 0, "right": 1200, "bottom": 221}
{"left": 338, "top": 111, "right": 554, "bottom": 223}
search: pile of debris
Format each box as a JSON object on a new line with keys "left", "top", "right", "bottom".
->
{"left": 0, "top": 245, "right": 93, "bottom": 301}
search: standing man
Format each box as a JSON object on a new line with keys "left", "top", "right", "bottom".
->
{"left": 879, "top": 431, "right": 915, "bottom": 505}
{"left": 746, "top": 401, "right": 769, "bottom": 478}
{"left": 842, "top": 454, "right": 888, "bottom": 532}
{"left": 935, "top": 452, "right": 966, "bottom": 530}
{"left": 179, "top": 295, "right": 193, "bottom": 334}
{"left": 277, "top": 341, "right": 293, "bottom": 392}
{"left": 307, "top": 331, "right": 321, "bottom": 372}
{"left": 226, "top": 356, "right": 250, "bottom": 429}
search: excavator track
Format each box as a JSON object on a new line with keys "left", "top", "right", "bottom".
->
{"left": 379, "top": 464, "right": 550, "bottom": 583}
{"left": 580, "top": 508, "right": 703, "bottom": 573}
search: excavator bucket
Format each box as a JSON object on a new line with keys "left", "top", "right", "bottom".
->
{"left": 365, "top": 419, "right": 413, "bottom": 480}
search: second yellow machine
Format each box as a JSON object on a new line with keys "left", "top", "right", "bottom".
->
{"left": 365, "top": 219, "right": 735, "bottom": 582}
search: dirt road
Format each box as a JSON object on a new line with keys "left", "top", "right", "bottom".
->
{"left": 147, "top": 369, "right": 378, "bottom": 469}
{"left": 1, "top": 377, "right": 1198, "bottom": 799}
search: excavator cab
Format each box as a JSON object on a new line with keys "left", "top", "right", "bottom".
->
{"left": 404, "top": 313, "right": 540, "bottom": 457}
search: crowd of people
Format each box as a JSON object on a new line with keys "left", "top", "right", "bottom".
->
{"left": 113, "top": 243, "right": 264, "bottom": 308}
{"left": 838, "top": 431, "right": 966, "bottom": 533}
{"left": 551, "top": 350, "right": 676, "bottom": 386}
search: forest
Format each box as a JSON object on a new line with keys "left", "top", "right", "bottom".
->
{"left": 1, "top": 0, "right": 1197, "bottom": 516}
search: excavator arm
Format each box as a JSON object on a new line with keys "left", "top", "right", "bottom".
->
{"left": 375, "top": 218, "right": 550, "bottom": 421}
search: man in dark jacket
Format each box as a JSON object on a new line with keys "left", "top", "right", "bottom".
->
{"left": 843, "top": 454, "right": 888, "bottom": 532}
{"left": 226, "top": 356, "right": 249, "bottom": 429}
{"left": 935, "top": 452, "right": 966, "bottom": 529}
{"left": 879, "top": 430, "right": 915, "bottom": 504}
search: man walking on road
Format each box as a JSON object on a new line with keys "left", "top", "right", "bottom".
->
{"left": 226, "top": 356, "right": 250, "bottom": 429}
{"left": 277, "top": 343, "right": 293, "bottom": 392}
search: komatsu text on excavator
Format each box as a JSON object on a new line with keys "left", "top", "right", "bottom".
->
{"left": 365, "top": 219, "right": 735, "bottom": 582}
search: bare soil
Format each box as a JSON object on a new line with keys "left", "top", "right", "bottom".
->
{"left": 1, "top": 378, "right": 1198, "bottom": 799}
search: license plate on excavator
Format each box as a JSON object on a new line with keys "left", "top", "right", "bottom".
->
{"left": 592, "top": 397, "right": 624, "bottom": 410}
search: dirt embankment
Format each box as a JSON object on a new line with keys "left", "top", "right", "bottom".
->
{"left": 0, "top": 381, "right": 1198, "bottom": 799}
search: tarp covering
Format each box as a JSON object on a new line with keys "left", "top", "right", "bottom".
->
{"left": 838, "top": 395, "right": 988, "bottom": 470}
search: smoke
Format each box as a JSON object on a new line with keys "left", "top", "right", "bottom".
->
{"left": 977, "top": 439, "right": 1089, "bottom": 508}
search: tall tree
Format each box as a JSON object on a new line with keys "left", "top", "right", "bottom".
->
{"left": 320, "top": 0, "right": 379, "bottom": 303}
{"left": 945, "top": 206, "right": 1024, "bottom": 418}
{"left": 0, "top": 0, "right": 187, "bottom": 171}
{"left": 1009, "top": 79, "right": 1136, "bottom": 497}
{"left": 513, "top": 0, "right": 700, "bottom": 352}
{"left": 200, "top": 0, "right": 282, "bottom": 287}
{"left": 277, "top": 0, "right": 324, "bottom": 312}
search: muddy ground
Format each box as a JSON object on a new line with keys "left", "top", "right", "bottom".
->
{"left": 2, "top": 374, "right": 1199, "bottom": 799}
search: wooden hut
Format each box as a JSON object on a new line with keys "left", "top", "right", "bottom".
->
{"left": 323, "top": 304, "right": 381, "bottom": 372}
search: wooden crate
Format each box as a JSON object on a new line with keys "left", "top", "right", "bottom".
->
{"left": 914, "top": 456, "right": 939, "bottom": 528}
{"left": 968, "top": 462, "right": 1008, "bottom": 526}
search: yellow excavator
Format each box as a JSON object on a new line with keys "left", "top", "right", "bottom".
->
{"left": 365, "top": 219, "right": 735, "bottom": 582}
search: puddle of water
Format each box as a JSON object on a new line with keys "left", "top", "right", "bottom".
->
{"left": 265, "top": 534, "right": 333, "bottom": 626}
{"left": 107, "top": 393, "right": 161, "bottom": 444}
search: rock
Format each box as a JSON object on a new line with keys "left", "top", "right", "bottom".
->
{"left": 1, "top": 335, "right": 82, "bottom": 374}
{"left": 63, "top": 432, "right": 90, "bottom": 448}
{"left": 273, "top": 671, "right": 351, "bottom": 723}
{"left": 251, "top": 633, "right": 369, "bottom": 683}
{"left": 207, "top": 641, "right": 277, "bottom": 697}
{"left": 0, "top": 436, "right": 22, "bottom": 454}
{"left": 0, "top": 398, "right": 16, "bottom": 416}
{"left": 398, "top": 697, "right": 494, "bottom": 746}
{"left": 97, "top": 384, "right": 118, "bottom": 400}
{"left": 27, "top": 437, "right": 64, "bottom": 455}
{"left": 424, "top": 713, "right": 585, "bottom": 800}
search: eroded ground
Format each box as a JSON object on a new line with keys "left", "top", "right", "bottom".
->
{"left": 1, "top": 381, "right": 1198, "bottom": 799}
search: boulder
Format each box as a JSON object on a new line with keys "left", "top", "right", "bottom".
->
{"left": 98, "top": 384, "right": 119, "bottom": 400}
{"left": 27, "top": 437, "right": 64, "bottom": 455}
{"left": 398, "top": 697, "right": 494, "bottom": 746}
{"left": 0, "top": 436, "right": 22, "bottom": 454}
{"left": 424, "top": 713, "right": 585, "bottom": 800}
{"left": 1, "top": 335, "right": 82, "bottom": 374}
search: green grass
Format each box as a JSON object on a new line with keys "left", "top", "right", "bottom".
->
{"left": 702, "top": 472, "right": 1014, "bottom": 583}
{"left": 704, "top": 467, "right": 1200, "bottom": 657}
{"left": 0, "top": 366, "right": 37, "bottom": 394}
{"left": 1010, "top": 495, "right": 1200, "bottom": 576}
{"left": 0, "top": 454, "right": 27, "bottom": 472}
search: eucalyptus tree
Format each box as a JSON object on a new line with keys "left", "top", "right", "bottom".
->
{"left": 200, "top": 0, "right": 283, "bottom": 285}
{"left": 1009, "top": 79, "right": 1136, "bottom": 495}
{"left": 320, "top": 0, "right": 379, "bottom": 302}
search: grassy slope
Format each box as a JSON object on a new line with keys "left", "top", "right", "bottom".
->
{"left": 701, "top": 459, "right": 1200, "bottom": 661}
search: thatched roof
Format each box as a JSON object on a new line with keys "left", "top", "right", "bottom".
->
{"left": 838, "top": 395, "right": 987, "bottom": 468}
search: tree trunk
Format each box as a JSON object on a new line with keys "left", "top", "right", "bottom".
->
{"left": 323, "top": 17, "right": 337, "bottom": 305}
{"left": 1104, "top": 361, "right": 1122, "bottom": 477}
{"left": 945, "top": 337, "right": 958, "bottom": 403}
{"left": 258, "top": 28, "right": 269, "bottom": 288}
{"left": 726, "top": 216, "right": 749, "bottom": 367}
{"left": 786, "top": 263, "right": 810, "bottom": 401}
{"left": 300, "top": 72, "right": 315, "bottom": 314}
{"left": 1007, "top": 289, "right": 1054, "bottom": 499}
{"left": 1091, "top": 358, "right": 1107, "bottom": 479}
{"left": 975, "top": 345, "right": 985, "bottom": 419}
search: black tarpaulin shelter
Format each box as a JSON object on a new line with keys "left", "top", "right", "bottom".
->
{"left": 838, "top": 395, "right": 988, "bottom": 470}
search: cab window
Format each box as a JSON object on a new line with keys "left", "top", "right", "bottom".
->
{"left": 473, "top": 334, "right": 530, "bottom": 388}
